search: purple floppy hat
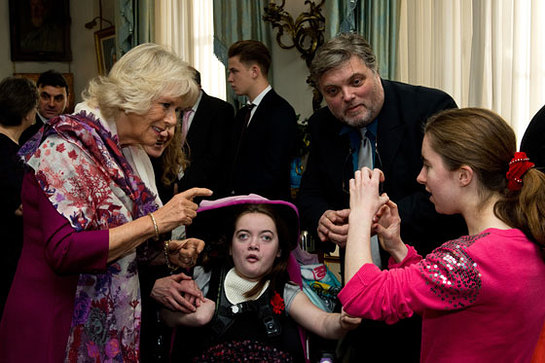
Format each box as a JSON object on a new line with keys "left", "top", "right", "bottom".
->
{"left": 193, "top": 193, "right": 300, "bottom": 250}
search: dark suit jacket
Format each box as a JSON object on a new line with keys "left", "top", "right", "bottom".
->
{"left": 297, "top": 79, "right": 467, "bottom": 363}
{"left": 521, "top": 105, "right": 545, "bottom": 169}
{"left": 19, "top": 113, "right": 45, "bottom": 146}
{"left": 228, "top": 89, "right": 297, "bottom": 201}
{"left": 177, "top": 91, "right": 235, "bottom": 198}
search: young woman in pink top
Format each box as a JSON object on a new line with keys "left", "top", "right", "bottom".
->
{"left": 339, "top": 107, "right": 545, "bottom": 362}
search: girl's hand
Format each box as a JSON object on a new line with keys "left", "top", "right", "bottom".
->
{"left": 373, "top": 200, "right": 403, "bottom": 253}
{"left": 349, "top": 167, "right": 389, "bottom": 220}
{"left": 373, "top": 200, "right": 408, "bottom": 262}
{"left": 339, "top": 308, "right": 362, "bottom": 331}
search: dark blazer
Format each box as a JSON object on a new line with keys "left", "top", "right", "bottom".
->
{"left": 228, "top": 88, "right": 297, "bottom": 201}
{"left": 521, "top": 105, "right": 545, "bottom": 169}
{"left": 297, "top": 79, "right": 467, "bottom": 362}
{"left": 177, "top": 91, "right": 235, "bottom": 198}
{"left": 19, "top": 113, "right": 45, "bottom": 146}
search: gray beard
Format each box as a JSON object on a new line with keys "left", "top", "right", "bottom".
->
{"left": 335, "top": 108, "right": 375, "bottom": 128}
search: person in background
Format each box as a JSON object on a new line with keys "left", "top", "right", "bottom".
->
{"left": 226, "top": 40, "right": 297, "bottom": 201}
{"left": 341, "top": 108, "right": 545, "bottom": 362}
{"left": 521, "top": 105, "right": 545, "bottom": 171}
{"left": 19, "top": 69, "right": 69, "bottom": 144}
{"left": 297, "top": 32, "right": 466, "bottom": 361}
{"left": 141, "top": 118, "right": 199, "bottom": 362}
{"left": 158, "top": 194, "right": 361, "bottom": 362}
{"left": 0, "top": 43, "right": 212, "bottom": 363}
{"left": 521, "top": 106, "right": 545, "bottom": 362}
{"left": 0, "top": 77, "right": 38, "bottom": 317}
{"left": 176, "top": 67, "right": 235, "bottom": 199}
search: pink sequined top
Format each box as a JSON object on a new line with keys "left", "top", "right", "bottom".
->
{"left": 338, "top": 228, "right": 545, "bottom": 362}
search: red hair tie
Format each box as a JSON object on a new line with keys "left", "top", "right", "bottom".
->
{"left": 506, "top": 151, "right": 534, "bottom": 191}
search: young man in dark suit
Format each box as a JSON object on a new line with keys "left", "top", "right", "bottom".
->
{"left": 297, "top": 33, "right": 467, "bottom": 362}
{"left": 226, "top": 40, "right": 297, "bottom": 201}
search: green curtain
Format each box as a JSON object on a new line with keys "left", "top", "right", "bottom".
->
{"left": 212, "top": 0, "right": 272, "bottom": 66}
{"left": 325, "top": 0, "right": 400, "bottom": 81}
{"left": 325, "top": 0, "right": 357, "bottom": 40}
{"left": 213, "top": 0, "right": 273, "bottom": 106}
{"left": 356, "top": 1, "right": 399, "bottom": 80}
{"left": 115, "top": 0, "right": 154, "bottom": 57}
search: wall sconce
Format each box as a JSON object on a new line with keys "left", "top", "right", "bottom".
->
{"left": 263, "top": 0, "right": 325, "bottom": 110}
{"left": 84, "top": 0, "right": 113, "bottom": 30}
{"left": 264, "top": 0, "right": 325, "bottom": 67}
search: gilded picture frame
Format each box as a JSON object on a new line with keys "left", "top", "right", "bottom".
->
{"left": 94, "top": 26, "right": 116, "bottom": 76}
{"left": 9, "top": 0, "right": 72, "bottom": 62}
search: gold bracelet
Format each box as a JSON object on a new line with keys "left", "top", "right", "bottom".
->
{"left": 148, "top": 213, "right": 160, "bottom": 241}
{"left": 163, "top": 240, "right": 178, "bottom": 272}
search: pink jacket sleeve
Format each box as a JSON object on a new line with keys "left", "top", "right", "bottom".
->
{"left": 338, "top": 243, "right": 481, "bottom": 324}
{"left": 29, "top": 173, "right": 109, "bottom": 274}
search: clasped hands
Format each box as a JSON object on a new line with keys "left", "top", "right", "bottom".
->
{"left": 318, "top": 167, "right": 402, "bottom": 252}
{"left": 152, "top": 239, "right": 206, "bottom": 314}
{"left": 151, "top": 272, "right": 204, "bottom": 313}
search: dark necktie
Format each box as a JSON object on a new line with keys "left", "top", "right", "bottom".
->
{"left": 229, "top": 104, "right": 256, "bottom": 194}
{"left": 243, "top": 103, "right": 255, "bottom": 128}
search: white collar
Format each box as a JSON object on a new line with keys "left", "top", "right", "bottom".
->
{"left": 37, "top": 112, "right": 48, "bottom": 124}
{"left": 224, "top": 267, "right": 269, "bottom": 305}
{"left": 249, "top": 85, "right": 272, "bottom": 108}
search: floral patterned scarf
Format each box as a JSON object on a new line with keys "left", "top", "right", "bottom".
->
{"left": 21, "top": 108, "right": 158, "bottom": 362}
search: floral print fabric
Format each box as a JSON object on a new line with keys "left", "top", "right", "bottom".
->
{"left": 21, "top": 110, "right": 158, "bottom": 362}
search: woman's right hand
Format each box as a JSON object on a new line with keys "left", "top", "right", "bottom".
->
{"left": 167, "top": 238, "right": 205, "bottom": 269}
{"left": 153, "top": 187, "right": 212, "bottom": 233}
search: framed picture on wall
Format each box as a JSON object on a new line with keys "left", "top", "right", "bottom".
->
{"left": 95, "top": 27, "right": 116, "bottom": 75}
{"left": 9, "top": 0, "right": 72, "bottom": 61}
{"left": 14, "top": 72, "right": 75, "bottom": 114}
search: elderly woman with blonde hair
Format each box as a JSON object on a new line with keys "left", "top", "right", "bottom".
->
{"left": 0, "top": 43, "right": 212, "bottom": 362}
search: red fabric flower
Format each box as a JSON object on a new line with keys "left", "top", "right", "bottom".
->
{"left": 270, "top": 291, "right": 285, "bottom": 314}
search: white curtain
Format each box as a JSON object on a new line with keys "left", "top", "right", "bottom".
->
{"left": 154, "top": 0, "right": 227, "bottom": 100}
{"left": 398, "top": 0, "right": 545, "bottom": 143}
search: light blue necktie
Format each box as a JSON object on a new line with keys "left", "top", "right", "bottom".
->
{"left": 358, "top": 127, "right": 382, "bottom": 268}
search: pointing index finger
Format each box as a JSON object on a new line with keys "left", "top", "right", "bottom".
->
{"left": 179, "top": 187, "right": 213, "bottom": 200}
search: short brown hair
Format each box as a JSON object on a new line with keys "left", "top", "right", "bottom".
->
{"left": 228, "top": 40, "right": 271, "bottom": 77}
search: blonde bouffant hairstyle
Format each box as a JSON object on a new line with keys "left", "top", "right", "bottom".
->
{"left": 83, "top": 43, "right": 199, "bottom": 122}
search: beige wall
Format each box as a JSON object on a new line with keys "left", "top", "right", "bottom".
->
{"left": 270, "top": 0, "right": 319, "bottom": 121}
{"left": 0, "top": 0, "right": 115, "bottom": 105}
